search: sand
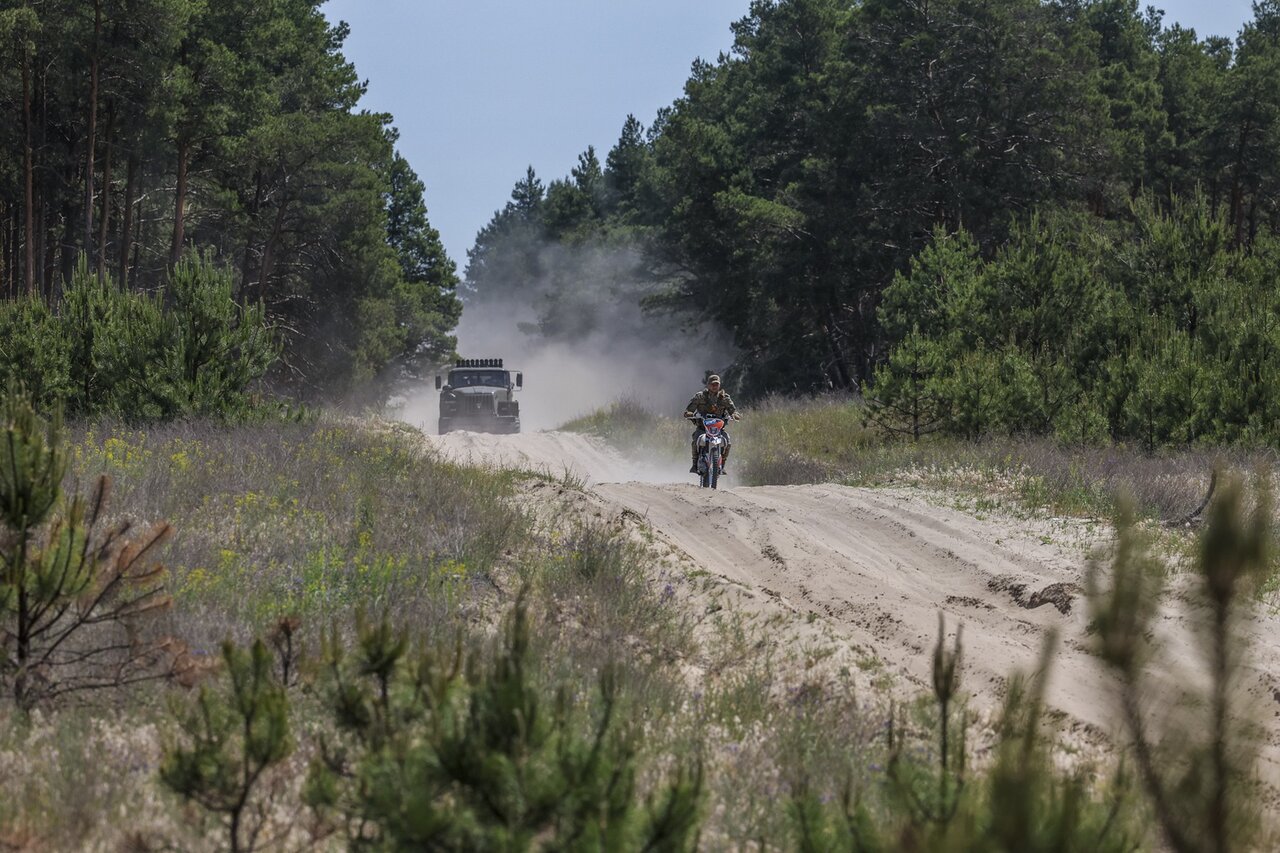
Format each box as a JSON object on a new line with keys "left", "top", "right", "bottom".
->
{"left": 428, "top": 428, "right": 1280, "bottom": 784}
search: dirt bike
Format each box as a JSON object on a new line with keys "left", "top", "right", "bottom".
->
{"left": 689, "top": 415, "right": 730, "bottom": 489}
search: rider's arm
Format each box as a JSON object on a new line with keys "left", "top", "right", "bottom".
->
{"left": 684, "top": 394, "right": 702, "bottom": 416}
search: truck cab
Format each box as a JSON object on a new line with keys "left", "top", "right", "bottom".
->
{"left": 436, "top": 358, "right": 523, "bottom": 434}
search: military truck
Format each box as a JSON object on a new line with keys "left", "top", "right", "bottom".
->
{"left": 435, "top": 358, "right": 523, "bottom": 434}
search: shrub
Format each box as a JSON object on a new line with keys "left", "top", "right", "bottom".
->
{"left": 789, "top": 619, "right": 1144, "bottom": 851}
{"left": 0, "top": 385, "right": 174, "bottom": 709}
{"left": 1086, "top": 475, "right": 1273, "bottom": 852}
{"left": 0, "top": 255, "right": 277, "bottom": 423}
{"left": 160, "top": 639, "right": 293, "bottom": 853}
{"left": 305, "top": 594, "right": 704, "bottom": 850}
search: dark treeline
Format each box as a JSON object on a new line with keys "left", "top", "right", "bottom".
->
{"left": 469, "top": 0, "right": 1280, "bottom": 445}
{"left": 0, "top": 0, "right": 460, "bottom": 402}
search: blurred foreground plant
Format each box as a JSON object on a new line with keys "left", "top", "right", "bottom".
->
{"left": 0, "top": 384, "right": 173, "bottom": 709}
{"left": 790, "top": 618, "right": 1142, "bottom": 851}
{"left": 305, "top": 591, "right": 704, "bottom": 850}
{"left": 1086, "top": 473, "right": 1272, "bottom": 853}
{"left": 160, "top": 640, "right": 293, "bottom": 853}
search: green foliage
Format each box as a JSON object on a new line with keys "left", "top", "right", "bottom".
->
{"left": 0, "top": 385, "right": 172, "bottom": 709}
{"left": 161, "top": 639, "right": 293, "bottom": 853}
{"left": 0, "top": 301, "right": 71, "bottom": 410}
{"left": 0, "top": 383, "right": 65, "bottom": 531}
{"left": 306, "top": 595, "right": 703, "bottom": 850}
{"left": 863, "top": 331, "right": 948, "bottom": 441}
{"left": 867, "top": 196, "right": 1280, "bottom": 448}
{"left": 1, "top": 255, "right": 277, "bottom": 421}
{"left": 466, "top": 0, "right": 1280, "bottom": 404}
{"left": 0, "top": 0, "right": 458, "bottom": 402}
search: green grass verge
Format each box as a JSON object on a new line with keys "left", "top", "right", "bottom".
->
{"left": 566, "top": 394, "right": 1232, "bottom": 524}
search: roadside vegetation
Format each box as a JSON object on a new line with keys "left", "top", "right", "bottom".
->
{"left": 562, "top": 395, "right": 1240, "bottom": 525}
{"left": 2, "top": 255, "right": 277, "bottom": 420}
{"left": 8, "top": 0, "right": 1280, "bottom": 846}
{"left": 6, "top": 386, "right": 1274, "bottom": 849}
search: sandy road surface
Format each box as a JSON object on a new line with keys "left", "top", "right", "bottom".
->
{"left": 428, "top": 429, "right": 1280, "bottom": 783}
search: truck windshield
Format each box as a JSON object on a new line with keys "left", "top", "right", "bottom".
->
{"left": 449, "top": 369, "right": 507, "bottom": 388}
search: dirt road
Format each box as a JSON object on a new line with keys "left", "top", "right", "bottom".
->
{"left": 429, "top": 429, "right": 1280, "bottom": 783}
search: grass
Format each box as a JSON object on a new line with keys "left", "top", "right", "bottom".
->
{"left": 566, "top": 393, "right": 1250, "bottom": 525}
{"left": 2, "top": 406, "right": 1270, "bottom": 850}
{"left": 67, "top": 418, "right": 525, "bottom": 650}
{"left": 559, "top": 397, "right": 687, "bottom": 463}
{"left": 2, "top": 415, "right": 718, "bottom": 847}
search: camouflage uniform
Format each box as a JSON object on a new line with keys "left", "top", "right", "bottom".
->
{"left": 685, "top": 388, "right": 736, "bottom": 470}
{"left": 685, "top": 388, "right": 737, "bottom": 419}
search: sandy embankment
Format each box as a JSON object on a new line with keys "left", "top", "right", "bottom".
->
{"left": 428, "top": 428, "right": 1280, "bottom": 785}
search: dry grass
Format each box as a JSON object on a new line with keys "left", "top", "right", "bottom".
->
{"left": 65, "top": 418, "right": 525, "bottom": 652}
{"left": 564, "top": 393, "right": 1243, "bottom": 523}
{"left": 3, "top": 409, "right": 1252, "bottom": 850}
{"left": 727, "top": 395, "right": 1262, "bottom": 524}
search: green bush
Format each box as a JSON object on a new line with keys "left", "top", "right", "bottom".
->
{"left": 867, "top": 196, "right": 1280, "bottom": 449}
{"left": 304, "top": 595, "right": 704, "bottom": 850}
{"left": 0, "top": 255, "right": 277, "bottom": 422}
{"left": 160, "top": 639, "right": 293, "bottom": 853}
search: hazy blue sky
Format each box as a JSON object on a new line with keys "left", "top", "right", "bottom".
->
{"left": 321, "top": 0, "right": 1257, "bottom": 270}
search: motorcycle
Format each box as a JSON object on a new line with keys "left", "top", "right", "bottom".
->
{"left": 689, "top": 415, "right": 731, "bottom": 489}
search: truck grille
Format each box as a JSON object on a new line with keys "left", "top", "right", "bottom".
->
{"left": 463, "top": 396, "right": 493, "bottom": 414}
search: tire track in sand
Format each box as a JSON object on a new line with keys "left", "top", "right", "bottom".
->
{"left": 429, "top": 430, "right": 1280, "bottom": 786}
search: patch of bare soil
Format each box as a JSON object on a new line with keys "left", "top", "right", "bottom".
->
{"left": 428, "top": 429, "right": 1280, "bottom": 786}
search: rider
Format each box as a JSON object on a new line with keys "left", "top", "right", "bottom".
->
{"left": 684, "top": 374, "right": 739, "bottom": 474}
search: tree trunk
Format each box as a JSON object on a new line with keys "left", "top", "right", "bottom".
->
{"left": 83, "top": 0, "right": 102, "bottom": 258}
{"left": 22, "top": 46, "right": 34, "bottom": 296}
{"left": 119, "top": 149, "right": 138, "bottom": 289}
{"left": 41, "top": 205, "right": 56, "bottom": 301}
{"left": 59, "top": 188, "right": 77, "bottom": 289}
{"left": 97, "top": 104, "right": 115, "bottom": 281}
{"left": 170, "top": 139, "right": 190, "bottom": 268}
{"left": 1228, "top": 114, "right": 1253, "bottom": 246}
{"left": 257, "top": 196, "right": 288, "bottom": 302}
{"left": 134, "top": 174, "right": 147, "bottom": 287}
{"left": 1, "top": 201, "right": 9, "bottom": 297}
{"left": 240, "top": 167, "right": 263, "bottom": 301}
{"left": 8, "top": 204, "right": 17, "bottom": 299}
{"left": 38, "top": 67, "right": 52, "bottom": 299}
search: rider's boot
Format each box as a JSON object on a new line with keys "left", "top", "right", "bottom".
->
{"left": 690, "top": 444, "right": 698, "bottom": 473}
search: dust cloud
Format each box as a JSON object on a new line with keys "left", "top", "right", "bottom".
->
{"left": 393, "top": 246, "right": 736, "bottom": 435}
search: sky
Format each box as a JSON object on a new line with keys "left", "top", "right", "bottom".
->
{"left": 321, "top": 0, "right": 1258, "bottom": 271}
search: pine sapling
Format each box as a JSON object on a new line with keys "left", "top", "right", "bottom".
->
{"left": 161, "top": 639, "right": 293, "bottom": 853}
{"left": 1086, "top": 475, "right": 1271, "bottom": 853}
{"left": 0, "top": 384, "right": 173, "bottom": 709}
